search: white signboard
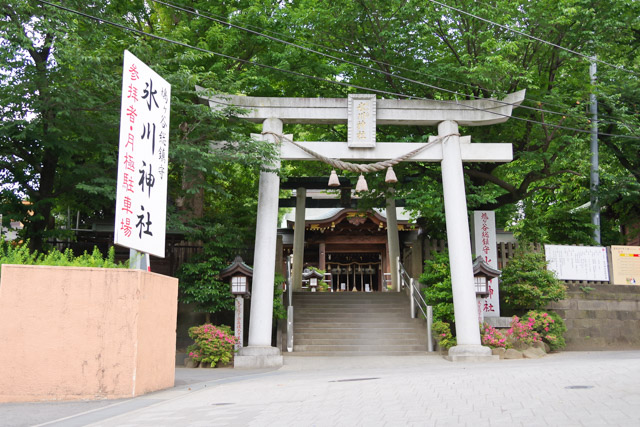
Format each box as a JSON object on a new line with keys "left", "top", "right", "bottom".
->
{"left": 473, "top": 211, "right": 500, "bottom": 317}
{"left": 544, "top": 244, "right": 609, "bottom": 281}
{"left": 114, "top": 50, "right": 171, "bottom": 258}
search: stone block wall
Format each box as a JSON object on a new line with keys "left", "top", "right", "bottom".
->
{"left": 547, "top": 284, "right": 640, "bottom": 350}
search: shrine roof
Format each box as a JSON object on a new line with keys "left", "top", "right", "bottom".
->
{"left": 282, "top": 207, "right": 413, "bottom": 230}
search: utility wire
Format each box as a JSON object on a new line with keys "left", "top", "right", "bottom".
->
{"left": 148, "top": 0, "right": 634, "bottom": 129}
{"left": 36, "top": 0, "right": 640, "bottom": 140}
{"left": 427, "top": 0, "right": 639, "bottom": 77}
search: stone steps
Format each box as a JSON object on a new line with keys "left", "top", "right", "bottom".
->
{"left": 293, "top": 344, "right": 427, "bottom": 352}
{"left": 292, "top": 292, "right": 428, "bottom": 355}
{"left": 293, "top": 337, "right": 426, "bottom": 346}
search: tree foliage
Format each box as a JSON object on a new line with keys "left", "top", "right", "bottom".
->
{"left": 420, "top": 250, "right": 454, "bottom": 325}
{"left": 2, "top": 0, "right": 640, "bottom": 265}
{"left": 500, "top": 249, "right": 567, "bottom": 313}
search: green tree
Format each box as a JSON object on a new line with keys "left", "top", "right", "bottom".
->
{"left": 500, "top": 249, "right": 566, "bottom": 313}
{"left": 1, "top": 1, "right": 128, "bottom": 250}
{"left": 4, "top": 0, "right": 640, "bottom": 256}
{"left": 420, "top": 250, "right": 454, "bottom": 325}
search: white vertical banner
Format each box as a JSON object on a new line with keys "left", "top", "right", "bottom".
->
{"left": 114, "top": 50, "right": 171, "bottom": 258}
{"left": 473, "top": 211, "right": 500, "bottom": 317}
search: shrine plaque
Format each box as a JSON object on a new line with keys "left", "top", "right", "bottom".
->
{"left": 348, "top": 94, "right": 376, "bottom": 148}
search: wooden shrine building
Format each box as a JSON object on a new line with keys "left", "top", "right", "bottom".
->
{"left": 279, "top": 206, "right": 416, "bottom": 292}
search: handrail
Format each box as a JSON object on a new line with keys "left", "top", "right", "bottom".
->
{"left": 285, "top": 255, "right": 294, "bottom": 352}
{"left": 398, "top": 257, "right": 434, "bottom": 352}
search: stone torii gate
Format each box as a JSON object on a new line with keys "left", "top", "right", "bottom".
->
{"left": 199, "top": 89, "right": 525, "bottom": 366}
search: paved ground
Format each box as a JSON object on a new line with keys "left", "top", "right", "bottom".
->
{"left": 2, "top": 351, "right": 639, "bottom": 426}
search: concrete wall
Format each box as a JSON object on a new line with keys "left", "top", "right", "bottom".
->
{"left": 0, "top": 264, "right": 178, "bottom": 402}
{"left": 548, "top": 284, "right": 640, "bottom": 350}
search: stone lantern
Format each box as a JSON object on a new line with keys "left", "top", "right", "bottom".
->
{"left": 221, "top": 256, "right": 253, "bottom": 350}
{"left": 472, "top": 256, "right": 501, "bottom": 323}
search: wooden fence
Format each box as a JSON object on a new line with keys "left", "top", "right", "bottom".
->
{"left": 410, "top": 239, "right": 610, "bottom": 285}
{"left": 50, "top": 234, "right": 203, "bottom": 277}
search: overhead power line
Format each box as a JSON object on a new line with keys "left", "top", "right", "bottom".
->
{"left": 35, "top": 0, "right": 640, "bottom": 140}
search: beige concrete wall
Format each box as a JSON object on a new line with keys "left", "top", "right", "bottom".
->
{"left": 0, "top": 264, "right": 178, "bottom": 402}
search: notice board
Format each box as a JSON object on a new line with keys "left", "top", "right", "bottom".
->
{"left": 610, "top": 245, "right": 640, "bottom": 285}
{"left": 544, "top": 244, "right": 609, "bottom": 281}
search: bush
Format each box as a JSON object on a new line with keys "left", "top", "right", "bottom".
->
{"left": 0, "top": 240, "right": 126, "bottom": 272}
{"left": 420, "top": 251, "right": 454, "bottom": 325}
{"left": 273, "top": 273, "right": 287, "bottom": 320}
{"left": 506, "top": 315, "right": 542, "bottom": 347}
{"left": 481, "top": 323, "right": 509, "bottom": 348}
{"left": 432, "top": 320, "right": 456, "bottom": 350}
{"left": 178, "top": 257, "right": 235, "bottom": 322}
{"left": 187, "top": 324, "right": 237, "bottom": 367}
{"left": 500, "top": 249, "right": 566, "bottom": 312}
{"left": 525, "top": 310, "right": 567, "bottom": 351}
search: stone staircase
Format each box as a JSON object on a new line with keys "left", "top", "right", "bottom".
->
{"left": 291, "top": 292, "right": 428, "bottom": 355}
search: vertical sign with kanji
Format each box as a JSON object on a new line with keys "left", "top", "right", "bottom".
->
{"left": 235, "top": 297, "right": 244, "bottom": 351}
{"left": 347, "top": 94, "right": 376, "bottom": 148}
{"left": 473, "top": 211, "right": 500, "bottom": 317}
{"left": 114, "top": 50, "right": 170, "bottom": 258}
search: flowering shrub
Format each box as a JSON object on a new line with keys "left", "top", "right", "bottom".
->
{"left": 187, "top": 324, "right": 237, "bottom": 367}
{"left": 525, "top": 310, "right": 567, "bottom": 351}
{"left": 432, "top": 320, "right": 456, "bottom": 350}
{"left": 506, "top": 315, "right": 542, "bottom": 347}
{"left": 481, "top": 324, "right": 508, "bottom": 348}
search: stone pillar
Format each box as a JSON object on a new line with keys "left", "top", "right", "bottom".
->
{"left": 386, "top": 196, "right": 401, "bottom": 291}
{"left": 438, "top": 120, "right": 492, "bottom": 361}
{"left": 292, "top": 187, "right": 306, "bottom": 291}
{"left": 236, "top": 118, "right": 284, "bottom": 368}
{"left": 234, "top": 296, "right": 244, "bottom": 351}
{"left": 411, "top": 236, "right": 423, "bottom": 280}
{"left": 318, "top": 242, "right": 326, "bottom": 271}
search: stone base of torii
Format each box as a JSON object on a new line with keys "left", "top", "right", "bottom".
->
{"left": 198, "top": 88, "right": 525, "bottom": 366}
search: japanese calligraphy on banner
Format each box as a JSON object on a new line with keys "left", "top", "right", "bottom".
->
{"left": 114, "top": 50, "right": 170, "bottom": 258}
{"left": 473, "top": 211, "right": 500, "bottom": 317}
{"left": 347, "top": 94, "right": 376, "bottom": 148}
{"left": 544, "top": 245, "right": 609, "bottom": 281}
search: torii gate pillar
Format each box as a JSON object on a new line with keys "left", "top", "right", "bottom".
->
{"left": 439, "top": 120, "right": 492, "bottom": 360}
{"left": 234, "top": 118, "right": 284, "bottom": 368}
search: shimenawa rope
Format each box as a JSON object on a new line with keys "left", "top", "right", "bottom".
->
{"left": 260, "top": 131, "right": 459, "bottom": 173}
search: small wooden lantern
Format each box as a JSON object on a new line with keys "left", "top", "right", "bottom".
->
{"left": 221, "top": 256, "right": 253, "bottom": 298}
{"left": 472, "top": 256, "right": 501, "bottom": 298}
